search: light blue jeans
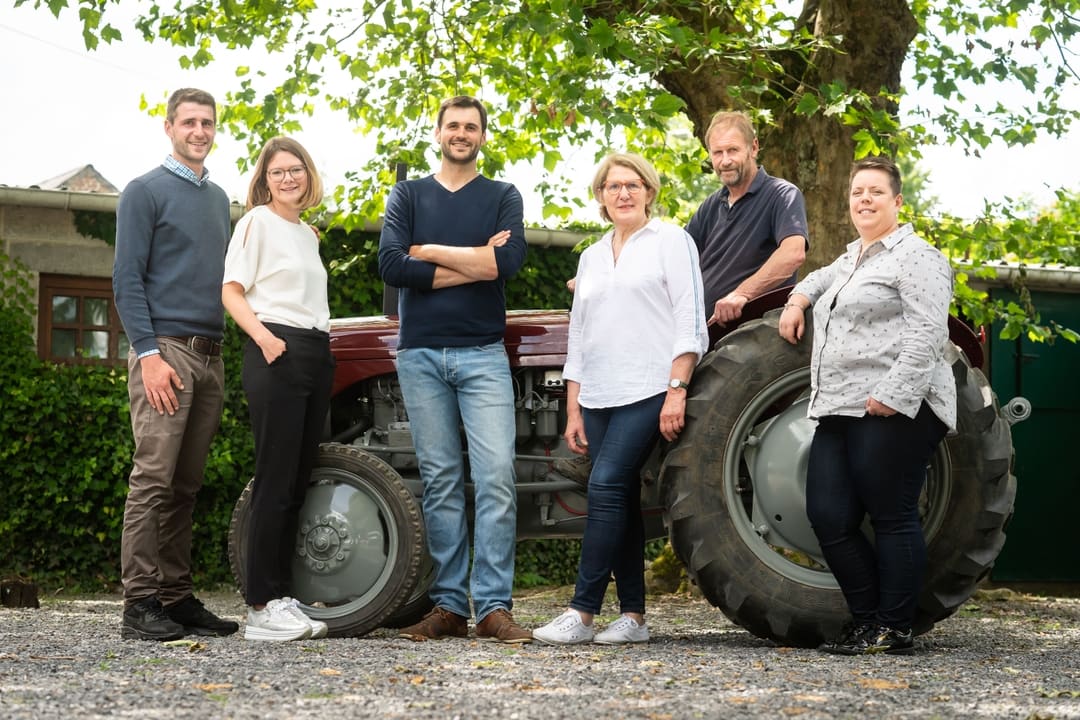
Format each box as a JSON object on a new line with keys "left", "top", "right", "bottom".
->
{"left": 396, "top": 343, "right": 518, "bottom": 622}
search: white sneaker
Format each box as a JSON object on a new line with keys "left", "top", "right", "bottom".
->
{"left": 532, "top": 609, "right": 595, "bottom": 645}
{"left": 595, "top": 614, "right": 649, "bottom": 645}
{"left": 244, "top": 598, "right": 313, "bottom": 641}
{"left": 284, "top": 597, "right": 329, "bottom": 639}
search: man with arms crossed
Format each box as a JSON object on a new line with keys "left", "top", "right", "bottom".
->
{"left": 378, "top": 96, "right": 531, "bottom": 643}
{"left": 113, "top": 87, "right": 238, "bottom": 640}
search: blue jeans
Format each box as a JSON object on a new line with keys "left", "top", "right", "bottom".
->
{"left": 805, "top": 402, "right": 947, "bottom": 630}
{"left": 396, "top": 343, "right": 517, "bottom": 622}
{"left": 570, "top": 393, "right": 665, "bottom": 616}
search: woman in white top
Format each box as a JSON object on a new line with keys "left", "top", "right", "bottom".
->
{"left": 779, "top": 156, "right": 955, "bottom": 656}
{"left": 222, "top": 137, "right": 333, "bottom": 642}
{"left": 533, "top": 153, "right": 708, "bottom": 646}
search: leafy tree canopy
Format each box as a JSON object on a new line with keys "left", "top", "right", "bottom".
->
{"left": 20, "top": 0, "right": 1077, "bottom": 219}
{"left": 19, "top": 0, "right": 1080, "bottom": 341}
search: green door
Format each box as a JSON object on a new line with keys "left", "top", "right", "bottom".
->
{"left": 989, "top": 289, "right": 1080, "bottom": 581}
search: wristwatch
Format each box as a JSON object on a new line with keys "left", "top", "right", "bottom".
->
{"left": 669, "top": 378, "right": 690, "bottom": 391}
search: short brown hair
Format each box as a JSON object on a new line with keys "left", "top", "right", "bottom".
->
{"left": 166, "top": 88, "right": 217, "bottom": 123}
{"left": 437, "top": 95, "right": 488, "bottom": 134}
{"left": 591, "top": 152, "right": 661, "bottom": 223}
{"left": 850, "top": 156, "right": 902, "bottom": 196}
{"left": 704, "top": 111, "right": 756, "bottom": 146}
{"left": 246, "top": 136, "right": 324, "bottom": 211}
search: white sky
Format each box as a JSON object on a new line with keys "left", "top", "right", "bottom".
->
{"left": 1, "top": 7, "right": 1077, "bottom": 222}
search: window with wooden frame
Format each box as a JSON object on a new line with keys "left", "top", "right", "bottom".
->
{"left": 37, "top": 274, "right": 128, "bottom": 364}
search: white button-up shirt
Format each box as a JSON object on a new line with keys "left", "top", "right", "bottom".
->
{"left": 793, "top": 223, "right": 957, "bottom": 430}
{"left": 564, "top": 219, "right": 709, "bottom": 409}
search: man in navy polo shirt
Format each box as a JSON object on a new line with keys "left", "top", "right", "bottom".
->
{"left": 687, "top": 110, "right": 809, "bottom": 327}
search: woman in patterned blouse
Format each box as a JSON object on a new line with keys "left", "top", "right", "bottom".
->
{"left": 779, "top": 156, "right": 956, "bottom": 656}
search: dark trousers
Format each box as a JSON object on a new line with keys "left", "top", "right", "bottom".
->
{"left": 242, "top": 323, "right": 334, "bottom": 606}
{"left": 570, "top": 393, "right": 665, "bottom": 616}
{"left": 806, "top": 402, "right": 947, "bottom": 630}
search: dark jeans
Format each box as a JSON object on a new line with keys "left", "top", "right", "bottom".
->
{"left": 570, "top": 393, "right": 665, "bottom": 616}
{"left": 242, "top": 323, "right": 334, "bottom": 606}
{"left": 806, "top": 402, "right": 947, "bottom": 630}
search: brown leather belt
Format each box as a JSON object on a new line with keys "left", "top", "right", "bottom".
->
{"left": 160, "top": 336, "right": 223, "bottom": 356}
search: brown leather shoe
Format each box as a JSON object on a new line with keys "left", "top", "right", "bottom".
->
{"left": 475, "top": 608, "right": 533, "bottom": 644}
{"left": 398, "top": 607, "right": 468, "bottom": 642}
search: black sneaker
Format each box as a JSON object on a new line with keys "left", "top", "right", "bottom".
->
{"left": 819, "top": 621, "right": 875, "bottom": 655}
{"left": 862, "top": 625, "right": 914, "bottom": 655}
{"left": 164, "top": 595, "right": 240, "bottom": 637}
{"left": 121, "top": 596, "right": 185, "bottom": 641}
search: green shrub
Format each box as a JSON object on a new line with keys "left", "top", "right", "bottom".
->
{"left": 0, "top": 236, "right": 587, "bottom": 591}
{"left": 0, "top": 254, "right": 254, "bottom": 589}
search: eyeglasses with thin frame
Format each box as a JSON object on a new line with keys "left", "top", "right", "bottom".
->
{"left": 602, "top": 181, "right": 646, "bottom": 196}
{"left": 267, "top": 165, "right": 307, "bottom": 182}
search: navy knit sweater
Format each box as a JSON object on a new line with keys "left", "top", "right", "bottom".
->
{"left": 378, "top": 175, "right": 527, "bottom": 349}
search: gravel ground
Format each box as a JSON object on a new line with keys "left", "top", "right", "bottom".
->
{"left": 2, "top": 586, "right": 1079, "bottom": 719}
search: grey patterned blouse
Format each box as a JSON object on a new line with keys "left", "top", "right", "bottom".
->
{"left": 792, "top": 223, "right": 957, "bottom": 430}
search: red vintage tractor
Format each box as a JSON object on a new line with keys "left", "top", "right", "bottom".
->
{"left": 229, "top": 287, "right": 1025, "bottom": 646}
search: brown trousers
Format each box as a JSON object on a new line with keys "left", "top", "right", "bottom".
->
{"left": 120, "top": 338, "right": 224, "bottom": 604}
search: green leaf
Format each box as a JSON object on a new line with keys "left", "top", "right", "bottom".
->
{"left": 650, "top": 92, "right": 685, "bottom": 116}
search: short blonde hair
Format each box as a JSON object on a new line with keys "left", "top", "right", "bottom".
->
{"left": 246, "top": 136, "right": 324, "bottom": 211}
{"left": 704, "top": 110, "right": 756, "bottom": 146}
{"left": 591, "top": 153, "right": 661, "bottom": 223}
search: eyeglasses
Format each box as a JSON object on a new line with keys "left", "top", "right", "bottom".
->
{"left": 267, "top": 166, "right": 307, "bottom": 182}
{"left": 602, "top": 181, "right": 646, "bottom": 196}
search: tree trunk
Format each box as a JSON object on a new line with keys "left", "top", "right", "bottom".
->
{"left": 644, "top": 0, "right": 918, "bottom": 271}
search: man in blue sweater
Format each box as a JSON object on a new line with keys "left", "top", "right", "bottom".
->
{"left": 113, "top": 88, "right": 238, "bottom": 641}
{"left": 378, "top": 95, "right": 530, "bottom": 643}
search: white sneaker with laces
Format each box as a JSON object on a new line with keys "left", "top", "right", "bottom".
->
{"left": 532, "top": 609, "right": 595, "bottom": 645}
{"left": 244, "top": 598, "right": 312, "bottom": 642}
{"left": 284, "top": 597, "right": 329, "bottom": 639}
{"left": 595, "top": 614, "right": 649, "bottom": 645}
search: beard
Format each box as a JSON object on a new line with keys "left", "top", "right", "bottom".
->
{"left": 715, "top": 163, "right": 745, "bottom": 187}
{"left": 440, "top": 141, "right": 480, "bottom": 165}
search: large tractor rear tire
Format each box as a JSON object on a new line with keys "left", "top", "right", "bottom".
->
{"left": 661, "top": 310, "right": 1016, "bottom": 647}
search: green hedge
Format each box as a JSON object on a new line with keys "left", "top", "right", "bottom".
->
{"left": 0, "top": 235, "right": 586, "bottom": 591}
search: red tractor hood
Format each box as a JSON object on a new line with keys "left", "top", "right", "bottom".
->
{"left": 328, "top": 309, "right": 571, "bottom": 394}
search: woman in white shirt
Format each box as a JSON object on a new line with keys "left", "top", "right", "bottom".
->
{"left": 533, "top": 153, "right": 708, "bottom": 646}
{"left": 779, "top": 156, "right": 955, "bottom": 656}
{"left": 223, "top": 137, "right": 333, "bottom": 642}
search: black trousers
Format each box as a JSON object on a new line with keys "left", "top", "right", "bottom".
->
{"left": 805, "top": 402, "right": 947, "bottom": 630}
{"left": 242, "top": 323, "right": 334, "bottom": 606}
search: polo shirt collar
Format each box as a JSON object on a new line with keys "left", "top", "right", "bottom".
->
{"left": 719, "top": 165, "right": 771, "bottom": 203}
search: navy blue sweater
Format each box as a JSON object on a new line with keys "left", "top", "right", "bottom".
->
{"left": 378, "top": 175, "right": 527, "bottom": 349}
{"left": 113, "top": 166, "right": 231, "bottom": 355}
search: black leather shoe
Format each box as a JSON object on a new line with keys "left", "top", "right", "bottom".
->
{"left": 121, "top": 596, "right": 185, "bottom": 641}
{"left": 862, "top": 625, "right": 914, "bottom": 655}
{"left": 164, "top": 595, "right": 239, "bottom": 637}
{"left": 819, "top": 622, "right": 875, "bottom": 655}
